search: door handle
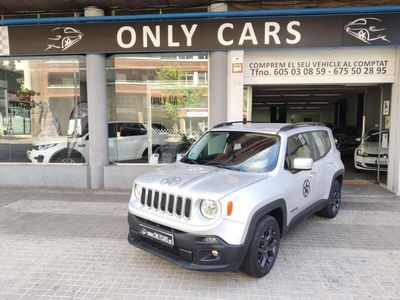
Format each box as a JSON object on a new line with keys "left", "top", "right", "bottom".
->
{"left": 328, "top": 163, "right": 334, "bottom": 168}
{"left": 309, "top": 171, "right": 317, "bottom": 177}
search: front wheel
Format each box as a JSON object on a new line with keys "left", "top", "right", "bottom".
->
{"left": 318, "top": 180, "right": 341, "bottom": 218}
{"left": 241, "top": 215, "right": 280, "bottom": 278}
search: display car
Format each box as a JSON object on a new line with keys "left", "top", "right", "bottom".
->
{"left": 27, "top": 122, "right": 168, "bottom": 163}
{"left": 127, "top": 122, "right": 345, "bottom": 277}
{"left": 354, "top": 128, "right": 389, "bottom": 172}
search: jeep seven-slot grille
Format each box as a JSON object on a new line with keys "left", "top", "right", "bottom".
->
{"left": 141, "top": 188, "right": 191, "bottom": 219}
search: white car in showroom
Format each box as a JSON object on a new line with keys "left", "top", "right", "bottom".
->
{"left": 354, "top": 129, "right": 389, "bottom": 171}
{"left": 27, "top": 122, "right": 168, "bottom": 163}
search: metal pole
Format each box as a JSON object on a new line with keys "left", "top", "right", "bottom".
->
{"left": 146, "top": 82, "right": 152, "bottom": 163}
{"left": 361, "top": 89, "right": 367, "bottom": 142}
{"left": 247, "top": 85, "right": 252, "bottom": 121}
{"left": 377, "top": 85, "right": 384, "bottom": 184}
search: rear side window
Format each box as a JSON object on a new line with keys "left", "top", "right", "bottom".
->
{"left": 120, "top": 123, "right": 147, "bottom": 136}
{"left": 309, "top": 131, "right": 331, "bottom": 160}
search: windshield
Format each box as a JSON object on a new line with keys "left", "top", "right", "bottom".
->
{"left": 365, "top": 130, "right": 389, "bottom": 143}
{"left": 182, "top": 131, "right": 280, "bottom": 173}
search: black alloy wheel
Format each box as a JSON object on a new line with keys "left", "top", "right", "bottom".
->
{"left": 241, "top": 215, "right": 280, "bottom": 278}
{"left": 257, "top": 226, "right": 278, "bottom": 269}
{"left": 318, "top": 180, "right": 342, "bottom": 218}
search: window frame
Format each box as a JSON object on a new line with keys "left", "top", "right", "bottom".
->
{"left": 284, "top": 132, "right": 314, "bottom": 171}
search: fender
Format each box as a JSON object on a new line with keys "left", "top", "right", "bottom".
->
{"left": 244, "top": 199, "right": 288, "bottom": 244}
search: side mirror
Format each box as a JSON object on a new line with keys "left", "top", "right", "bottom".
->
{"left": 355, "top": 137, "right": 361, "bottom": 142}
{"left": 293, "top": 158, "right": 313, "bottom": 170}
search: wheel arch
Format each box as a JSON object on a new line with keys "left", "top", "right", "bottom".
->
{"left": 333, "top": 169, "right": 344, "bottom": 186}
{"left": 50, "top": 148, "right": 86, "bottom": 163}
{"left": 245, "top": 199, "right": 287, "bottom": 243}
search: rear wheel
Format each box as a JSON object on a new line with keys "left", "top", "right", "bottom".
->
{"left": 241, "top": 215, "right": 280, "bottom": 278}
{"left": 318, "top": 180, "right": 341, "bottom": 218}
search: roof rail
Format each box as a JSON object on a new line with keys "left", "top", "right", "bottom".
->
{"left": 212, "top": 121, "right": 265, "bottom": 129}
{"left": 278, "top": 122, "right": 326, "bottom": 133}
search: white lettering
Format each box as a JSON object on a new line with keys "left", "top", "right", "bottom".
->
{"left": 286, "top": 21, "right": 301, "bottom": 44}
{"left": 239, "top": 23, "right": 258, "bottom": 45}
{"left": 168, "top": 25, "right": 180, "bottom": 47}
{"left": 264, "top": 22, "right": 281, "bottom": 44}
{"left": 181, "top": 24, "right": 198, "bottom": 46}
{"left": 117, "top": 26, "right": 136, "bottom": 48}
{"left": 143, "top": 25, "right": 160, "bottom": 48}
{"left": 217, "top": 23, "right": 234, "bottom": 46}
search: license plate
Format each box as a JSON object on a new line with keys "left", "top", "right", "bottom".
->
{"left": 138, "top": 223, "right": 174, "bottom": 247}
{"left": 376, "top": 159, "right": 388, "bottom": 165}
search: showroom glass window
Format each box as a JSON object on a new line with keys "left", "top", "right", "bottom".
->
{"left": 107, "top": 53, "right": 209, "bottom": 164}
{"left": 0, "top": 57, "right": 87, "bottom": 163}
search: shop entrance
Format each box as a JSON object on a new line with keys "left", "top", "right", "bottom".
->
{"left": 247, "top": 84, "right": 391, "bottom": 185}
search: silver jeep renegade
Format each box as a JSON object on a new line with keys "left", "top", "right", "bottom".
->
{"left": 128, "top": 122, "right": 345, "bottom": 277}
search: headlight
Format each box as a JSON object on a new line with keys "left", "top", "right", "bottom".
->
{"left": 356, "top": 149, "right": 368, "bottom": 157}
{"left": 37, "top": 143, "right": 57, "bottom": 150}
{"left": 200, "top": 199, "right": 219, "bottom": 219}
{"left": 134, "top": 184, "right": 143, "bottom": 200}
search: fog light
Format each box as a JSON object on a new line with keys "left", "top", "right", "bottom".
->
{"left": 212, "top": 250, "right": 219, "bottom": 257}
{"left": 202, "top": 237, "right": 218, "bottom": 243}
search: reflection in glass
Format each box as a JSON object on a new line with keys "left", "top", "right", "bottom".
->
{"left": 0, "top": 57, "right": 87, "bottom": 163}
{"left": 107, "top": 53, "right": 209, "bottom": 164}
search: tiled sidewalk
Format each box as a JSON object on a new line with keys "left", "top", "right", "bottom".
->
{"left": 0, "top": 185, "right": 399, "bottom": 299}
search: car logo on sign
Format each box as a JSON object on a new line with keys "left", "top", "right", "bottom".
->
{"left": 303, "top": 179, "right": 310, "bottom": 197}
{"left": 160, "top": 176, "right": 182, "bottom": 186}
{"left": 344, "top": 18, "right": 390, "bottom": 44}
{"left": 44, "top": 27, "right": 84, "bottom": 52}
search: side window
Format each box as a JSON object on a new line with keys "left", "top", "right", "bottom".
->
{"left": 120, "top": 123, "right": 147, "bottom": 136}
{"left": 108, "top": 123, "right": 117, "bottom": 138}
{"left": 285, "top": 133, "right": 312, "bottom": 169}
{"left": 310, "top": 131, "right": 331, "bottom": 160}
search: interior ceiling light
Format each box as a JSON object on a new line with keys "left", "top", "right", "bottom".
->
{"left": 311, "top": 102, "right": 329, "bottom": 104}
{"left": 305, "top": 107, "right": 321, "bottom": 109}
{"left": 288, "top": 102, "right": 307, "bottom": 104}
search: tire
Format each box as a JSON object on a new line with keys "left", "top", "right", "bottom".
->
{"left": 51, "top": 151, "right": 84, "bottom": 163}
{"left": 241, "top": 215, "right": 280, "bottom": 278}
{"left": 55, "top": 156, "right": 82, "bottom": 163}
{"left": 142, "top": 145, "right": 160, "bottom": 159}
{"left": 318, "top": 180, "right": 341, "bottom": 218}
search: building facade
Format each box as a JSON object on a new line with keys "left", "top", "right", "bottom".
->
{"left": 1, "top": 2, "right": 400, "bottom": 194}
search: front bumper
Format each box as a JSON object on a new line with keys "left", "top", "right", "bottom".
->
{"left": 127, "top": 213, "right": 247, "bottom": 272}
{"left": 27, "top": 149, "right": 45, "bottom": 163}
{"left": 354, "top": 156, "right": 388, "bottom": 171}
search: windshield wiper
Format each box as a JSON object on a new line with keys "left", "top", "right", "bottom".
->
{"left": 215, "top": 164, "right": 235, "bottom": 170}
{"left": 182, "top": 156, "right": 199, "bottom": 164}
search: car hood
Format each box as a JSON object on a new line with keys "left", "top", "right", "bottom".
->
{"left": 358, "top": 142, "right": 388, "bottom": 155}
{"left": 32, "top": 136, "right": 82, "bottom": 146}
{"left": 135, "top": 162, "right": 266, "bottom": 200}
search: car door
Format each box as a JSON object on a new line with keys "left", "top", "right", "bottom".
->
{"left": 284, "top": 132, "right": 318, "bottom": 219}
{"left": 120, "top": 123, "right": 148, "bottom": 160}
{"left": 307, "top": 130, "right": 332, "bottom": 202}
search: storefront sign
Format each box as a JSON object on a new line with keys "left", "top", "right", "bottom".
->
{"left": 2, "top": 13, "right": 400, "bottom": 56}
{"left": 244, "top": 48, "right": 396, "bottom": 85}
